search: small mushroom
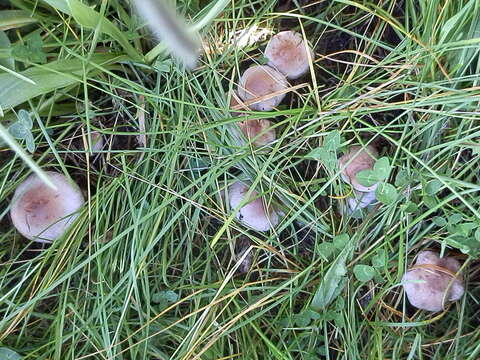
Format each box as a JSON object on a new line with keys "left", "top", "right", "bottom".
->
{"left": 228, "top": 92, "right": 276, "bottom": 147}
{"left": 237, "top": 65, "right": 288, "bottom": 111}
{"left": 402, "top": 251, "right": 465, "bottom": 312}
{"left": 10, "top": 171, "right": 85, "bottom": 243}
{"left": 264, "top": 30, "right": 313, "bottom": 80}
{"left": 238, "top": 119, "right": 275, "bottom": 147}
{"left": 347, "top": 190, "right": 376, "bottom": 211}
{"left": 228, "top": 181, "right": 278, "bottom": 232}
{"left": 339, "top": 145, "right": 379, "bottom": 192}
{"left": 229, "top": 91, "right": 249, "bottom": 117}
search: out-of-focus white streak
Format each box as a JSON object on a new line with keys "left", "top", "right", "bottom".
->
{"left": 133, "top": 0, "right": 201, "bottom": 69}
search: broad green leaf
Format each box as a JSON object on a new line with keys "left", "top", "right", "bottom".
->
{"left": 401, "top": 201, "right": 418, "bottom": 213}
{"left": 318, "top": 242, "right": 335, "bottom": 260}
{"left": 423, "top": 195, "right": 438, "bottom": 209}
{"left": 42, "top": 0, "right": 71, "bottom": 14}
{"left": 25, "top": 132, "right": 35, "bottom": 153}
{"left": 41, "top": 0, "right": 142, "bottom": 61}
{"left": 372, "top": 249, "right": 387, "bottom": 268}
{"left": 395, "top": 169, "right": 410, "bottom": 187}
{"left": 455, "top": 223, "right": 477, "bottom": 236}
{"left": 17, "top": 109, "right": 33, "bottom": 128}
{"left": 425, "top": 179, "right": 443, "bottom": 195}
{"left": 0, "top": 10, "right": 37, "bottom": 30}
{"left": 66, "top": 0, "right": 142, "bottom": 61}
{"left": 333, "top": 233, "right": 349, "bottom": 249}
{"left": 353, "top": 264, "right": 375, "bottom": 282}
{"left": 311, "top": 251, "right": 348, "bottom": 311}
{"left": 0, "top": 348, "right": 21, "bottom": 360}
{"left": 307, "top": 147, "right": 336, "bottom": 172}
{"left": 375, "top": 183, "right": 398, "bottom": 205}
{"left": 12, "top": 33, "right": 47, "bottom": 64}
{"left": 323, "top": 130, "right": 341, "bottom": 151}
{"left": 152, "top": 290, "right": 179, "bottom": 305}
{"left": 356, "top": 169, "right": 379, "bottom": 187}
{"left": 0, "top": 30, "right": 14, "bottom": 70}
{"left": 373, "top": 157, "right": 391, "bottom": 178}
{"left": 0, "top": 53, "right": 123, "bottom": 111}
{"left": 433, "top": 216, "right": 447, "bottom": 227}
{"left": 448, "top": 214, "right": 463, "bottom": 225}
{"left": 8, "top": 122, "right": 29, "bottom": 138}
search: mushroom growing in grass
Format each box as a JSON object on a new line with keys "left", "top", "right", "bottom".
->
{"left": 228, "top": 181, "right": 278, "bottom": 232}
{"left": 339, "top": 145, "right": 379, "bottom": 192}
{"left": 10, "top": 171, "right": 85, "bottom": 243}
{"left": 347, "top": 190, "right": 376, "bottom": 212}
{"left": 402, "top": 251, "right": 465, "bottom": 312}
{"left": 237, "top": 65, "right": 288, "bottom": 111}
{"left": 229, "top": 92, "right": 276, "bottom": 147}
{"left": 265, "top": 30, "right": 313, "bottom": 80}
{"left": 238, "top": 119, "right": 276, "bottom": 147}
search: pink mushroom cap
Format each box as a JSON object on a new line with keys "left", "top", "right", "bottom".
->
{"left": 10, "top": 171, "right": 85, "bottom": 243}
{"left": 402, "top": 251, "right": 465, "bottom": 312}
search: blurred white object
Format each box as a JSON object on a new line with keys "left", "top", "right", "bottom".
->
{"left": 228, "top": 181, "right": 278, "bottom": 232}
{"left": 133, "top": 0, "right": 201, "bottom": 68}
{"left": 347, "top": 190, "right": 376, "bottom": 212}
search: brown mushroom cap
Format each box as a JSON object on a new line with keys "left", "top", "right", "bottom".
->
{"left": 228, "top": 181, "right": 278, "bottom": 232}
{"left": 237, "top": 65, "right": 288, "bottom": 111}
{"left": 10, "top": 171, "right": 85, "bottom": 243}
{"left": 264, "top": 30, "right": 313, "bottom": 80}
{"left": 338, "top": 145, "right": 379, "bottom": 192}
{"left": 402, "top": 251, "right": 465, "bottom": 312}
{"left": 238, "top": 119, "right": 275, "bottom": 147}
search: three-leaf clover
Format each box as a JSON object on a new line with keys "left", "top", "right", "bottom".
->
{"left": 11, "top": 32, "right": 47, "bottom": 63}
{"left": 9, "top": 109, "right": 35, "bottom": 153}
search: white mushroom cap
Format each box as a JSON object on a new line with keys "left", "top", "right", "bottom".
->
{"left": 339, "top": 145, "right": 379, "bottom": 192}
{"left": 228, "top": 181, "right": 278, "bottom": 232}
{"left": 402, "top": 251, "right": 465, "bottom": 312}
{"left": 10, "top": 171, "right": 85, "bottom": 243}
{"left": 265, "top": 30, "right": 313, "bottom": 80}
{"left": 238, "top": 119, "right": 275, "bottom": 147}
{"left": 347, "top": 190, "right": 376, "bottom": 211}
{"left": 237, "top": 65, "right": 288, "bottom": 111}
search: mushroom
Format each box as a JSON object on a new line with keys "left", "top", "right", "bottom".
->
{"left": 228, "top": 181, "right": 278, "bottom": 232}
{"left": 238, "top": 119, "right": 276, "bottom": 147}
{"left": 264, "top": 30, "right": 313, "bottom": 80}
{"left": 237, "top": 65, "right": 288, "bottom": 111}
{"left": 229, "top": 91, "right": 249, "bottom": 117}
{"left": 402, "top": 251, "right": 465, "bottom": 312}
{"left": 338, "top": 145, "right": 379, "bottom": 192}
{"left": 229, "top": 92, "right": 276, "bottom": 147}
{"left": 10, "top": 171, "right": 85, "bottom": 243}
{"left": 347, "top": 190, "right": 376, "bottom": 211}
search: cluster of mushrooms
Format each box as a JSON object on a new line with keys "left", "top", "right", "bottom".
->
{"left": 227, "top": 31, "right": 312, "bottom": 232}
{"left": 6, "top": 31, "right": 466, "bottom": 314}
{"left": 225, "top": 30, "right": 466, "bottom": 313}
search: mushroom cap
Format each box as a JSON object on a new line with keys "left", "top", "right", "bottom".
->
{"left": 237, "top": 65, "right": 288, "bottom": 111}
{"left": 229, "top": 92, "right": 249, "bottom": 117}
{"left": 338, "top": 145, "right": 379, "bottom": 192}
{"left": 402, "top": 251, "right": 465, "bottom": 312}
{"left": 228, "top": 181, "right": 278, "bottom": 232}
{"left": 265, "top": 30, "right": 313, "bottom": 80}
{"left": 10, "top": 171, "right": 85, "bottom": 243}
{"left": 347, "top": 189, "right": 376, "bottom": 211}
{"left": 238, "top": 119, "right": 276, "bottom": 147}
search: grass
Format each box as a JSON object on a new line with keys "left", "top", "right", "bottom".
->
{"left": 1, "top": 0, "right": 480, "bottom": 359}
